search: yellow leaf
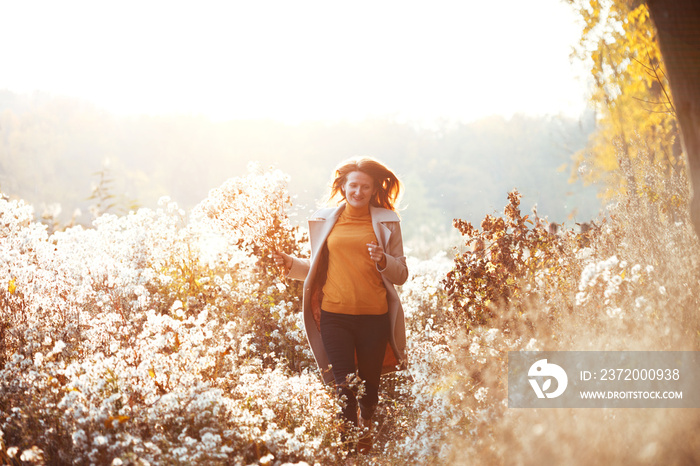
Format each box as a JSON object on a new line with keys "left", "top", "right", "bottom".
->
{"left": 8, "top": 278, "right": 16, "bottom": 294}
{"left": 148, "top": 368, "right": 156, "bottom": 378}
{"left": 105, "top": 415, "right": 130, "bottom": 429}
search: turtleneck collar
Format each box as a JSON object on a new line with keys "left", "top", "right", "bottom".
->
{"left": 343, "top": 202, "right": 371, "bottom": 218}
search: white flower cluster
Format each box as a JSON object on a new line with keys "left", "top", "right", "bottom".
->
{"left": 575, "top": 252, "right": 659, "bottom": 319}
{"left": 0, "top": 183, "right": 340, "bottom": 464}
{"left": 192, "top": 163, "right": 293, "bottom": 256}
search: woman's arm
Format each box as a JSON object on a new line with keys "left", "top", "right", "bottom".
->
{"left": 370, "top": 222, "right": 408, "bottom": 286}
{"left": 272, "top": 251, "right": 310, "bottom": 281}
{"left": 287, "top": 256, "right": 311, "bottom": 281}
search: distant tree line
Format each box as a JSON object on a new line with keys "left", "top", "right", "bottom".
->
{"left": 0, "top": 90, "right": 600, "bottom": 240}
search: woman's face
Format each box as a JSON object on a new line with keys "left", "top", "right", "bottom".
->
{"left": 343, "top": 170, "right": 375, "bottom": 210}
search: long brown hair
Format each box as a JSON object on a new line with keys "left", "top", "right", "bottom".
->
{"left": 327, "top": 157, "right": 403, "bottom": 211}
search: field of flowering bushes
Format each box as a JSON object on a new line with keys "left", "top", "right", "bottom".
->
{"left": 1, "top": 155, "right": 700, "bottom": 465}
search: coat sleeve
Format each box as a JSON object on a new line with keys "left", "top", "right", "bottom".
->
{"left": 287, "top": 257, "right": 311, "bottom": 281}
{"left": 377, "top": 222, "right": 408, "bottom": 285}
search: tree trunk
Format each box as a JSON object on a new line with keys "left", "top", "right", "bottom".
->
{"left": 646, "top": 0, "right": 700, "bottom": 236}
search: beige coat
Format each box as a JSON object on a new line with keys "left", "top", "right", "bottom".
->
{"left": 288, "top": 204, "right": 409, "bottom": 384}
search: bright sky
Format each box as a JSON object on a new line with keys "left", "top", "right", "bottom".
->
{"left": 0, "top": 0, "right": 590, "bottom": 124}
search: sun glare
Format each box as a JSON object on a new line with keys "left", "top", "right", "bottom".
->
{"left": 0, "top": 0, "right": 589, "bottom": 123}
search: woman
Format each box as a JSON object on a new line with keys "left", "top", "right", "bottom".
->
{"left": 273, "top": 157, "right": 408, "bottom": 453}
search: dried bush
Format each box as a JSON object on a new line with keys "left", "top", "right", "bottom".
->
{"left": 440, "top": 138, "right": 700, "bottom": 465}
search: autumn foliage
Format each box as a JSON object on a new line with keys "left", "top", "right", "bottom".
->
{"left": 1, "top": 147, "right": 700, "bottom": 464}
{"left": 567, "top": 0, "right": 684, "bottom": 199}
{"left": 444, "top": 190, "right": 586, "bottom": 327}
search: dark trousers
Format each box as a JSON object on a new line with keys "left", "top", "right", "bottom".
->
{"left": 320, "top": 310, "right": 390, "bottom": 426}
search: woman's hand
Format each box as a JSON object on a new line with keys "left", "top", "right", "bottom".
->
{"left": 272, "top": 250, "right": 293, "bottom": 274}
{"left": 367, "top": 242, "right": 387, "bottom": 269}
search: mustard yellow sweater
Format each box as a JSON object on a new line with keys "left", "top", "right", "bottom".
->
{"left": 321, "top": 205, "right": 388, "bottom": 315}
